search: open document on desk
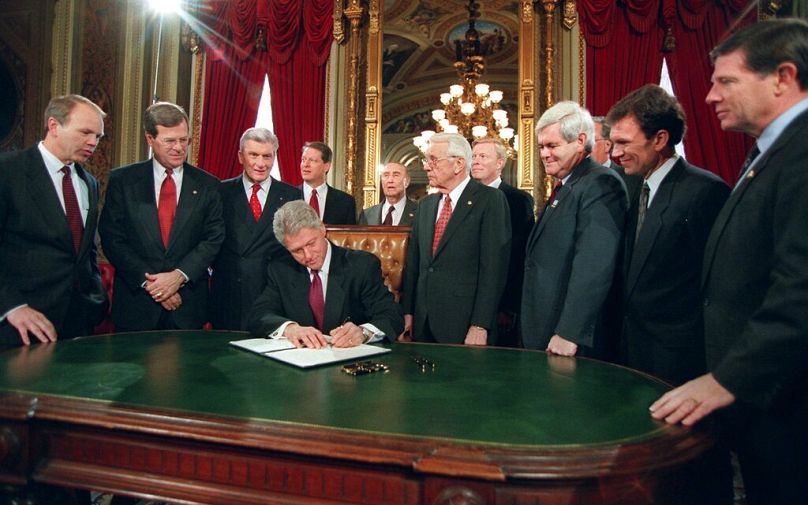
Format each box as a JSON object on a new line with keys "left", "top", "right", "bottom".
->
{"left": 229, "top": 337, "right": 390, "bottom": 368}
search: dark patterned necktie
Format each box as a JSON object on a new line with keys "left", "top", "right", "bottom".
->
{"left": 635, "top": 182, "right": 650, "bottom": 244}
{"left": 309, "top": 270, "right": 325, "bottom": 330}
{"left": 249, "top": 183, "right": 262, "bottom": 222}
{"left": 432, "top": 195, "right": 452, "bottom": 256}
{"left": 158, "top": 168, "right": 176, "bottom": 248}
{"left": 61, "top": 166, "right": 84, "bottom": 253}
{"left": 383, "top": 205, "right": 395, "bottom": 225}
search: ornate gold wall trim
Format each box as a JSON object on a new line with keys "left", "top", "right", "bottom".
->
{"left": 518, "top": 0, "right": 537, "bottom": 196}
{"left": 51, "top": 0, "right": 78, "bottom": 97}
{"left": 189, "top": 50, "right": 205, "bottom": 166}
{"left": 578, "top": 28, "right": 585, "bottom": 105}
{"left": 343, "top": 0, "right": 363, "bottom": 196}
{"left": 116, "top": 2, "right": 147, "bottom": 166}
{"left": 362, "top": 0, "right": 382, "bottom": 208}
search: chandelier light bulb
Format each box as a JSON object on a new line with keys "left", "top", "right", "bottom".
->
{"left": 496, "top": 118, "right": 509, "bottom": 128}
{"left": 492, "top": 109, "right": 507, "bottom": 122}
{"left": 432, "top": 109, "right": 446, "bottom": 121}
{"left": 475, "top": 83, "right": 490, "bottom": 96}
{"left": 440, "top": 93, "right": 452, "bottom": 105}
{"left": 472, "top": 125, "right": 488, "bottom": 138}
{"left": 421, "top": 130, "right": 436, "bottom": 141}
{"left": 460, "top": 102, "right": 476, "bottom": 116}
{"left": 439, "top": 118, "right": 450, "bottom": 129}
{"left": 499, "top": 127, "right": 515, "bottom": 140}
{"left": 489, "top": 90, "right": 504, "bottom": 103}
{"left": 444, "top": 125, "right": 459, "bottom": 134}
{"left": 449, "top": 85, "right": 464, "bottom": 98}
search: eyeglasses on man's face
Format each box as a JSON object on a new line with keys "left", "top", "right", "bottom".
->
{"left": 421, "top": 156, "right": 457, "bottom": 168}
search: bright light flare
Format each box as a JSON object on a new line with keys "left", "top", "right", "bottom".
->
{"left": 148, "top": 0, "right": 182, "bottom": 14}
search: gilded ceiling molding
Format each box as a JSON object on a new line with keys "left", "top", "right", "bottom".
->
{"left": 343, "top": 0, "right": 364, "bottom": 196}
{"left": 362, "top": 0, "right": 382, "bottom": 208}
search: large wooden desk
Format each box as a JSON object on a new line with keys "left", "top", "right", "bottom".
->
{"left": 0, "top": 331, "right": 712, "bottom": 504}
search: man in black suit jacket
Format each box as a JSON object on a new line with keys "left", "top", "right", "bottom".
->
{"left": 400, "top": 133, "right": 511, "bottom": 345}
{"left": 358, "top": 162, "right": 417, "bottom": 225}
{"left": 471, "top": 137, "right": 534, "bottom": 347}
{"left": 299, "top": 142, "right": 356, "bottom": 224}
{"left": 651, "top": 19, "right": 808, "bottom": 505}
{"left": 99, "top": 102, "right": 224, "bottom": 331}
{"left": 522, "top": 101, "right": 627, "bottom": 358}
{"left": 247, "top": 201, "right": 402, "bottom": 347}
{"left": 607, "top": 85, "right": 730, "bottom": 385}
{"left": 209, "top": 128, "right": 302, "bottom": 330}
{"left": 0, "top": 95, "right": 107, "bottom": 349}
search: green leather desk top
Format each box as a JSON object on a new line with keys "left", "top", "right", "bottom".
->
{"left": 0, "top": 331, "right": 672, "bottom": 448}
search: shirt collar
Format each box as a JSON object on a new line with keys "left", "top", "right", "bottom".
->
{"left": 38, "top": 142, "right": 71, "bottom": 175}
{"left": 644, "top": 154, "right": 679, "bottom": 195}
{"left": 757, "top": 97, "right": 808, "bottom": 156}
{"left": 308, "top": 240, "right": 332, "bottom": 276}
{"left": 243, "top": 175, "right": 271, "bottom": 193}
{"left": 153, "top": 158, "right": 183, "bottom": 177}
{"left": 446, "top": 175, "right": 471, "bottom": 203}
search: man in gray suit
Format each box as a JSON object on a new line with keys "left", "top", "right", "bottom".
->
{"left": 358, "top": 162, "right": 417, "bottom": 225}
{"left": 522, "top": 101, "right": 627, "bottom": 358}
{"left": 401, "top": 133, "right": 511, "bottom": 345}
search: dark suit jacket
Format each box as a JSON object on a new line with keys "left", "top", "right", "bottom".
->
{"left": 401, "top": 178, "right": 511, "bottom": 343}
{"left": 209, "top": 176, "right": 302, "bottom": 330}
{"left": 497, "top": 182, "right": 535, "bottom": 317}
{"left": 99, "top": 160, "right": 225, "bottom": 331}
{"left": 300, "top": 184, "right": 356, "bottom": 225}
{"left": 622, "top": 159, "right": 729, "bottom": 384}
{"left": 0, "top": 147, "right": 107, "bottom": 347}
{"left": 521, "top": 158, "right": 627, "bottom": 357}
{"left": 246, "top": 244, "right": 403, "bottom": 339}
{"left": 358, "top": 199, "right": 417, "bottom": 225}
{"left": 702, "top": 109, "right": 808, "bottom": 412}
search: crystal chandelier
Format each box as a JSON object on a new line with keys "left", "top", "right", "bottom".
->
{"left": 413, "top": 0, "right": 515, "bottom": 156}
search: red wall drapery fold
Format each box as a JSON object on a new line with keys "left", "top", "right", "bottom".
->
{"left": 196, "top": 0, "right": 333, "bottom": 184}
{"left": 579, "top": 0, "right": 755, "bottom": 184}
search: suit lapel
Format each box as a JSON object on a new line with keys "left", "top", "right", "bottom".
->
{"left": 24, "top": 149, "right": 73, "bottom": 253}
{"left": 625, "top": 161, "right": 682, "bottom": 296}
{"left": 527, "top": 161, "right": 587, "bottom": 253}
{"left": 369, "top": 204, "right": 383, "bottom": 225}
{"left": 433, "top": 179, "right": 479, "bottom": 258}
{"left": 703, "top": 110, "right": 808, "bottom": 286}
{"left": 134, "top": 162, "right": 164, "bottom": 252}
{"left": 401, "top": 199, "right": 417, "bottom": 225}
{"left": 420, "top": 194, "right": 439, "bottom": 258}
{"left": 74, "top": 163, "right": 98, "bottom": 257}
{"left": 169, "top": 163, "right": 202, "bottom": 250}
{"left": 323, "top": 244, "right": 346, "bottom": 331}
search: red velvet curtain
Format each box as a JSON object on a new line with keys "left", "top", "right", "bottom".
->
{"left": 579, "top": 0, "right": 755, "bottom": 184}
{"left": 195, "top": 0, "right": 333, "bottom": 183}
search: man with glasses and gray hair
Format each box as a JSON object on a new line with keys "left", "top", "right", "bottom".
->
{"left": 209, "top": 127, "right": 302, "bottom": 330}
{"left": 400, "top": 132, "right": 510, "bottom": 345}
{"left": 521, "top": 101, "right": 627, "bottom": 358}
{"left": 100, "top": 102, "right": 224, "bottom": 332}
{"left": 247, "top": 200, "right": 402, "bottom": 348}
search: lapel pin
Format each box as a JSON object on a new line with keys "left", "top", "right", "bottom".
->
{"left": 746, "top": 170, "right": 755, "bottom": 179}
{"left": 550, "top": 200, "right": 559, "bottom": 208}
{"left": 467, "top": 200, "right": 472, "bottom": 205}
{"left": 193, "top": 190, "right": 198, "bottom": 195}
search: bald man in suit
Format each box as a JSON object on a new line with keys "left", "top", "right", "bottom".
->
{"left": 0, "top": 94, "right": 107, "bottom": 349}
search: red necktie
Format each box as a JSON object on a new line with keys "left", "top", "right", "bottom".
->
{"left": 547, "top": 181, "right": 563, "bottom": 205}
{"left": 158, "top": 168, "right": 176, "bottom": 248}
{"left": 249, "top": 183, "right": 262, "bottom": 222}
{"left": 383, "top": 205, "right": 395, "bottom": 225}
{"left": 432, "top": 195, "right": 452, "bottom": 256}
{"left": 308, "top": 270, "right": 325, "bottom": 330}
{"left": 309, "top": 188, "right": 320, "bottom": 217}
{"left": 61, "top": 166, "right": 84, "bottom": 253}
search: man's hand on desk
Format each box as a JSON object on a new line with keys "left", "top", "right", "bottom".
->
{"left": 284, "top": 323, "right": 329, "bottom": 348}
{"left": 144, "top": 270, "right": 186, "bottom": 303}
{"left": 398, "top": 314, "right": 413, "bottom": 342}
{"left": 330, "top": 321, "right": 367, "bottom": 347}
{"left": 464, "top": 325, "right": 488, "bottom": 346}
{"left": 546, "top": 334, "right": 578, "bottom": 356}
{"left": 7, "top": 306, "right": 57, "bottom": 345}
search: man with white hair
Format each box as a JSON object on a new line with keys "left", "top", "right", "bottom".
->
{"left": 400, "top": 132, "right": 511, "bottom": 345}
{"left": 521, "top": 101, "right": 627, "bottom": 358}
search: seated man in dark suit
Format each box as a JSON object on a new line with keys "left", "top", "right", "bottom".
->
{"left": 299, "top": 141, "right": 356, "bottom": 224}
{"left": 247, "top": 200, "right": 402, "bottom": 348}
{"left": 358, "top": 162, "right": 417, "bottom": 225}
